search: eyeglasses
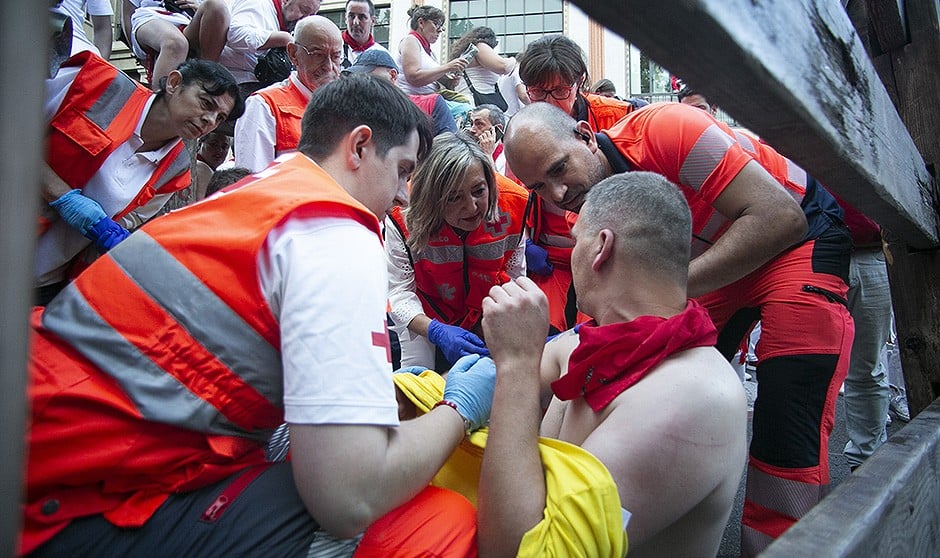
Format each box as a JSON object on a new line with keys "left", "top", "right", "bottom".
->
{"left": 294, "top": 43, "right": 343, "bottom": 66}
{"left": 526, "top": 82, "right": 577, "bottom": 101}
{"left": 424, "top": 19, "right": 445, "bottom": 32}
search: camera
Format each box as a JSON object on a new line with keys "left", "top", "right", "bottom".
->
{"left": 459, "top": 43, "right": 479, "bottom": 64}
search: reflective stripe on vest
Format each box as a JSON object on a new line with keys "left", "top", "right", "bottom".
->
{"left": 86, "top": 69, "right": 141, "bottom": 130}
{"left": 419, "top": 235, "right": 522, "bottom": 265}
{"left": 678, "top": 124, "right": 737, "bottom": 193}
{"left": 42, "top": 231, "right": 282, "bottom": 440}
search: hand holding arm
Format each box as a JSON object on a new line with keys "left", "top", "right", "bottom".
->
{"left": 427, "top": 320, "right": 489, "bottom": 363}
{"left": 478, "top": 277, "right": 550, "bottom": 556}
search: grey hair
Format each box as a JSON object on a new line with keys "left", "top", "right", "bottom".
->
{"left": 580, "top": 172, "right": 692, "bottom": 283}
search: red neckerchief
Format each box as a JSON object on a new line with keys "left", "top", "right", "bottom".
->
{"left": 552, "top": 300, "right": 717, "bottom": 411}
{"left": 272, "top": 0, "right": 287, "bottom": 31}
{"left": 343, "top": 30, "right": 375, "bottom": 52}
{"left": 410, "top": 30, "right": 432, "bottom": 55}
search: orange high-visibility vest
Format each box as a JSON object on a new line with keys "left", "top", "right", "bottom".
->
{"left": 388, "top": 174, "right": 527, "bottom": 331}
{"left": 255, "top": 78, "right": 310, "bottom": 156}
{"left": 22, "top": 154, "right": 381, "bottom": 554}
{"left": 43, "top": 51, "right": 191, "bottom": 229}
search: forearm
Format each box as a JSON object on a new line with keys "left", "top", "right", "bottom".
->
{"left": 258, "top": 30, "right": 291, "bottom": 50}
{"left": 407, "top": 313, "right": 432, "bottom": 337}
{"left": 290, "top": 408, "right": 465, "bottom": 538}
{"left": 688, "top": 211, "right": 805, "bottom": 297}
{"left": 478, "top": 355, "right": 546, "bottom": 557}
{"left": 405, "top": 65, "right": 452, "bottom": 88}
{"left": 92, "top": 15, "right": 113, "bottom": 59}
{"left": 42, "top": 161, "right": 75, "bottom": 203}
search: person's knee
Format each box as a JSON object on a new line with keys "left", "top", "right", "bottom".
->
{"left": 750, "top": 353, "right": 839, "bottom": 468}
{"left": 198, "top": 0, "right": 231, "bottom": 23}
{"left": 158, "top": 33, "right": 190, "bottom": 60}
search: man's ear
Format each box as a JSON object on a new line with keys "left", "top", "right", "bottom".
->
{"left": 345, "top": 124, "right": 374, "bottom": 170}
{"left": 574, "top": 120, "right": 597, "bottom": 152}
{"left": 164, "top": 70, "right": 183, "bottom": 94}
{"left": 286, "top": 42, "right": 301, "bottom": 67}
{"left": 592, "top": 228, "right": 615, "bottom": 271}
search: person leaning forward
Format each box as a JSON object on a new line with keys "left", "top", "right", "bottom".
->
{"left": 505, "top": 102, "right": 854, "bottom": 556}
{"left": 478, "top": 172, "right": 748, "bottom": 557}
{"left": 22, "top": 74, "right": 495, "bottom": 557}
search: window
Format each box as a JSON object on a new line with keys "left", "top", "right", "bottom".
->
{"left": 320, "top": 3, "right": 392, "bottom": 49}
{"left": 447, "top": 0, "right": 564, "bottom": 58}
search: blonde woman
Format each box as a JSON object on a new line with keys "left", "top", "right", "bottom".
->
{"left": 386, "top": 132, "right": 528, "bottom": 370}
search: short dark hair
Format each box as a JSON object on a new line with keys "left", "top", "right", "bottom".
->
{"left": 591, "top": 78, "right": 616, "bottom": 95}
{"left": 345, "top": 0, "right": 375, "bottom": 17}
{"left": 518, "top": 34, "right": 587, "bottom": 88}
{"left": 156, "top": 59, "right": 245, "bottom": 122}
{"left": 298, "top": 73, "right": 433, "bottom": 163}
{"left": 676, "top": 85, "right": 700, "bottom": 103}
{"left": 205, "top": 167, "right": 252, "bottom": 197}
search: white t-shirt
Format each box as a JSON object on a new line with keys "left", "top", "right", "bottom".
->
{"left": 498, "top": 65, "right": 526, "bottom": 118}
{"left": 258, "top": 211, "right": 400, "bottom": 426}
{"left": 220, "top": 0, "right": 282, "bottom": 84}
{"left": 52, "top": 0, "right": 113, "bottom": 56}
{"left": 395, "top": 36, "right": 438, "bottom": 95}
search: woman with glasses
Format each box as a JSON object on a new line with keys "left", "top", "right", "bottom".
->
{"left": 395, "top": 5, "right": 470, "bottom": 95}
{"left": 515, "top": 34, "right": 644, "bottom": 334}
{"left": 385, "top": 132, "right": 528, "bottom": 371}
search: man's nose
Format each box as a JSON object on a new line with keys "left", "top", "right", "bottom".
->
{"left": 544, "top": 182, "right": 567, "bottom": 203}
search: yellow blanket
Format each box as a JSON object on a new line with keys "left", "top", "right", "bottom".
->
{"left": 393, "top": 371, "right": 628, "bottom": 557}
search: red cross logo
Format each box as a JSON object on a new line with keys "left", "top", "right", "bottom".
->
{"left": 485, "top": 208, "right": 510, "bottom": 236}
{"left": 372, "top": 322, "right": 391, "bottom": 363}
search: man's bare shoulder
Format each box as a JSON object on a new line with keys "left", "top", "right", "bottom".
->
{"left": 579, "top": 346, "right": 748, "bottom": 551}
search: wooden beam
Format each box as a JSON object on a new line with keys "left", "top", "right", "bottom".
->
{"left": 861, "top": 0, "right": 940, "bottom": 413}
{"left": 762, "top": 396, "right": 940, "bottom": 556}
{"left": 566, "top": 0, "right": 939, "bottom": 249}
{"left": 1, "top": 1, "right": 45, "bottom": 554}
{"left": 866, "top": 0, "right": 909, "bottom": 52}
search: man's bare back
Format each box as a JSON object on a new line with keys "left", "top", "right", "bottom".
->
{"left": 540, "top": 331, "right": 747, "bottom": 556}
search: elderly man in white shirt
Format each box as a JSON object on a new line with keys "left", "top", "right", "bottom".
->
{"left": 235, "top": 15, "right": 342, "bottom": 172}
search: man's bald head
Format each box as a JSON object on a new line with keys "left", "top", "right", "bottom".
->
{"left": 505, "top": 102, "right": 579, "bottom": 154}
{"left": 504, "top": 102, "right": 607, "bottom": 211}
{"left": 290, "top": 16, "right": 343, "bottom": 91}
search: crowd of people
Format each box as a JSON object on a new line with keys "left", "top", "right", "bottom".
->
{"left": 27, "top": 1, "right": 906, "bottom": 557}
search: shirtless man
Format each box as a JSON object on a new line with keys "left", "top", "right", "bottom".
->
{"left": 478, "top": 172, "right": 748, "bottom": 557}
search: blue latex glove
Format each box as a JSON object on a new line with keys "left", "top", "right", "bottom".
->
{"left": 427, "top": 319, "right": 489, "bottom": 364}
{"left": 442, "top": 354, "right": 497, "bottom": 430}
{"left": 86, "top": 217, "right": 131, "bottom": 251}
{"left": 525, "top": 239, "right": 554, "bottom": 276}
{"left": 48, "top": 189, "right": 107, "bottom": 236}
